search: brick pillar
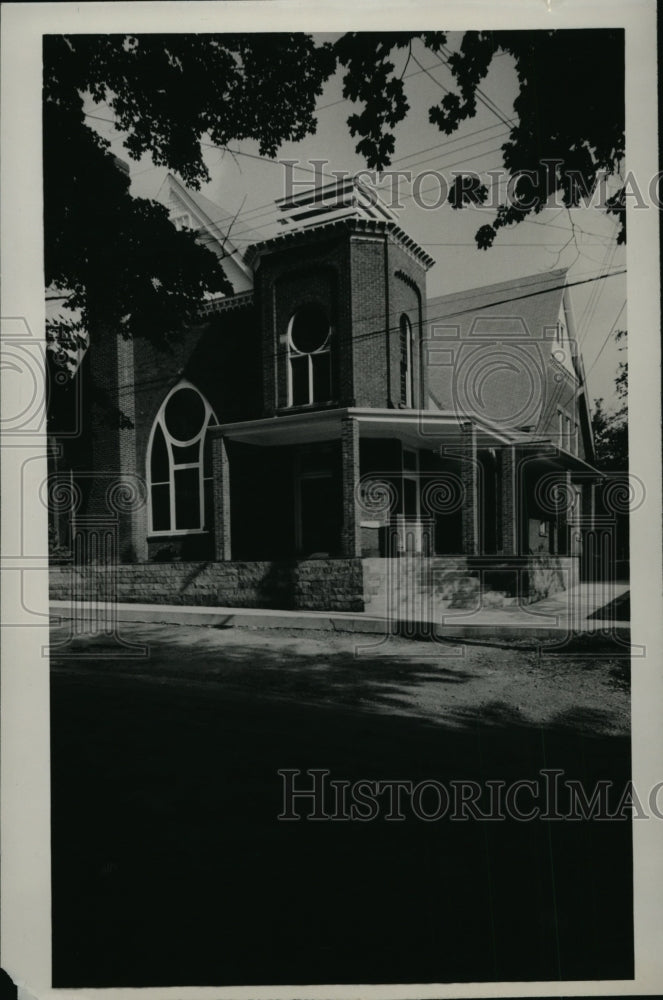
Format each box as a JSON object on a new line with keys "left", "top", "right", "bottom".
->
{"left": 210, "top": 429, "right": 232, "bottom": 561}
{"left": 341, "top": 416, "right": 362, "bottom": 557}
{"left": 461, "top": 421, "right": 479, "bottom": 555}
{"left": 581, "top": 479, "right": 595, "bottom": 532}
{"left": 500, "top": 445, "right": 517, "bottom": 555}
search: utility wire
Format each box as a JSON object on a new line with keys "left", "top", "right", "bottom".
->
{"left": 585, "top": 300, "right": 627, "bottom": 377}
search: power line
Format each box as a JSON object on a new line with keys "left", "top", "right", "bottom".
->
{"left": 433, "top": 45, "right": 516, "bottom": 131}
{"left": 391, "top": 121, "right": 507, "bottom": 164}
{"left": 438, "top": 42, "right": 516, "bottom": 127}
{"left": 58, "top": 265, "right": 626, "bottom": 397}
{"left": 315, "top": 58, "right": 456, "bottom": 114}
{"left": 392, "top": 129, "right": 510, "bottom": 174}
{"left": 585, "top": 300, "right": 627, "bottom": 378}
{"left": 577, "top": 239, "right": 618, "bottom": 344}
{"left": 107, "top": 267, "right": 628, "bottom": 387}
{"left": 82, "top": 112, "right": 620, "bottom": 263}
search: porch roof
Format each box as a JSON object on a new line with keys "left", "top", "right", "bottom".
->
{"left": 214, "top": 407, "right": 518, "bottom": 449}
{"left": 514, "top": 439, "right": 604, "bottom": 477}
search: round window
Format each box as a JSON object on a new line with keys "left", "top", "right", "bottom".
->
{"left": 290, "top": 305, "right": 330, "bottom": 354}
{"left": 164, "top": 386, "right": 207, "bottom": 443}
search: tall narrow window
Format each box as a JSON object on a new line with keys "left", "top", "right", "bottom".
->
{"left": 400, "top": 314, "right": 415, "bottom": 407}
{"left": 147, "top": 381, "right": 217, "bottom": 534}
{"left": 288, "top": 304, "right": 332, "bottom": 406}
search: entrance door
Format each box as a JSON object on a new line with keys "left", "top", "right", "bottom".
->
{"left": 298, "top": 474, "right": 339, "bottom": 556}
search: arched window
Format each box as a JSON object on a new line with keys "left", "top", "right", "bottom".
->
{"left": 400, "top": 313, "right": 415, "bottom": 407}
{"left": 147, "top": 381, "right": 217, "bottom": 534}
{"left": 288, "top": 304, "right": 332, "bottom": 406}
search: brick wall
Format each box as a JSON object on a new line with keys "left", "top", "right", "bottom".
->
{"left": 349, "top": 237, "right": 389, "bottom": 407}
{"left": 55, "top": 300, "right": 261, "bottom": 565}
{"left": 50, "top": 558, "right": 365, "bottom": 612}
{"left": 254, "top": 236, "right": 350, "bottom": 414}
{"left": 254, "top": 222, "right": 428, "bottom": 416}
{"left": 349, "top": 237, "right": 426, "bottom": 409}
{"left": 386, "top": 246, "right": 427, "bottom": 409}
{"left": 340, "top": 417, "right": 361, "bottom": 556}
{"left": 460, "top": 422, "right": 479, "bottom": 555}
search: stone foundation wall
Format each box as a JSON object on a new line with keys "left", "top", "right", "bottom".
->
{"left": 50, "top": 554, "right": 579, "bottom": 617}
{"left": 49, "top": 559, "right": 365, "bottom": 612}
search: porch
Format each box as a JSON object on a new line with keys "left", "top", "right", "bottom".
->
{"left": 209, "top": 407, "right": 595, "bottom": 566}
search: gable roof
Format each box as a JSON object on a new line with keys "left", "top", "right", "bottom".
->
{"left": 426, "top": 268, "right": 569, "bottom": 333}
{"left": 426, "top": 268, "right": 597, "bottom": 463}
{"left": 155, "top": 173, "right": 261, "bottom": 293}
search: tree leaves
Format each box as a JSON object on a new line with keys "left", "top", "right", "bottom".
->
{"left": 43, "top": 32, "right": 336, "bottom": 359}
{"left": 335, "top": 29, "right": 625, "bottom": 247}
{"left": 44, "top": 28, "right": 627, "bottom": 368}
{"left": 336, "top": 32, "right": 426, "bottom": 170}
{"left": 592, "top": 330, "right": 628, "bottom": 470}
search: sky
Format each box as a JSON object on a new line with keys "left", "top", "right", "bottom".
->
{"left": 86, "top": 32, "right": 627, "bottom": 410}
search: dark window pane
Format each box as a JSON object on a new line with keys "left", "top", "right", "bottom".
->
{"left": 174, "top": 467, "right": 201, "bottom": 530}
{"left": 150, "top": 424, "right": 169, "bottom": 482}
{"left": 171, "top": 442, "right": 201, "bottom": 465}
{"left": 151, "top": 483, "right": 171, "bottom": 531}
{"left": 403, "top": 477, "right": 417, "bottom": 516}
{"left": 291, "top": 355, "right": 309, "bottom": 406}
{"left": 290, "top": 305, "right": 329, "bottom": 354}
{"left": 312, "top": 352, "right": 331, "bottom": 402}
{"left": 164, "top": 387, "right": 206, "bottom": 442}
{"left": 403, "top": 450, "right": 417, "bottom": 471}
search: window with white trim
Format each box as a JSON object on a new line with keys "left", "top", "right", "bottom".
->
{"left": 399, "top": 314, "right": 415, "bottom": 407}
{"left": 148, "top": 381, "right": 217, "bottom": 534}
{"left": 171, "top": 212, "right": 192, "bottom": 231}
{"left": 287, "top": 304, "right": 332, "bottom": 406}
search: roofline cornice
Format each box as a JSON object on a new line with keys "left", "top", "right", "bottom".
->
{"left": 196, "top": 290, "right": 254, "bottom": 317}
{"left": 245, "top": 217, "right": 435, "bottom": 271}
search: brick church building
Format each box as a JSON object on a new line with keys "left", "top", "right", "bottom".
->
{"left": 49, "top": 174, "right": 605, "bottom": 615}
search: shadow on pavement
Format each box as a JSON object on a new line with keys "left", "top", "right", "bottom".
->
{"left": 588, "top": 590, "right": 631, "bottom": 621}
{"left": 50, "top": 627, "right": 633, "bottom": 988}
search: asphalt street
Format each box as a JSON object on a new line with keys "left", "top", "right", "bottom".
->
{"left": 50, "top": 622, "right": 633, "bottom": 988}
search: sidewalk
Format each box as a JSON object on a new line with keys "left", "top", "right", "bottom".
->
{"left": 51, "top": 581, "right": 630, "bottom": 643}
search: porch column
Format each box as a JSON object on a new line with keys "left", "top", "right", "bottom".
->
{"left": 340, "top": 416, "right": 362, "bottom": 557}
{"left": 500, "top": 445, "right": 518, "bottom": 555}
{"left": 210, "top": 429, "right": 232, "bottom": 561}
{"left": 570, "top": 475, "right": 584, "bottom": 556}
{"left": 460, "top": 421, "right": 479, "bottom": 555}
{"left": 559, "top": 468, "right": 573, "bottom": 556}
